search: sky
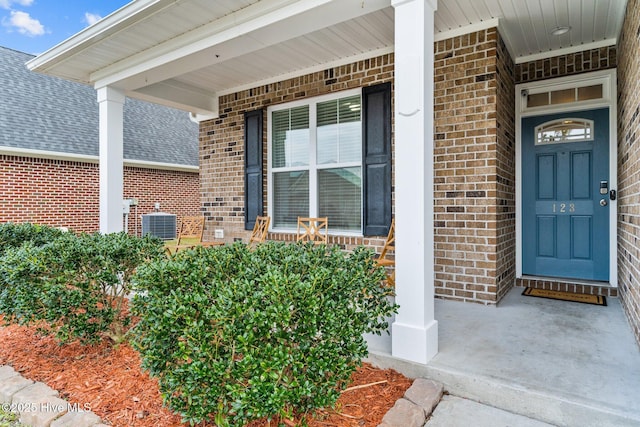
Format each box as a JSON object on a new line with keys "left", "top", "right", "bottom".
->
{"left": 0, "top": 0, "right": 130, "bottom": 55}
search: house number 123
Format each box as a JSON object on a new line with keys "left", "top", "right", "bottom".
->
{"left": 553, "top": 203, "right": 575, "bottom": 213}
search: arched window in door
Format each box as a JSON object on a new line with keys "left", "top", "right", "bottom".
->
{"left": 535, "top": 118, "right": 594, "bottom": 145}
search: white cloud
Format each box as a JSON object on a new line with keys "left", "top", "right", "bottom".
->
{"left": 84, "top": 12, "right": 101, "bottom": 26}
{"left": 5, "top": 10, "right": 44, "bottom": 36}
{"left": 0, "top": 0, "right": 34, "bottom": 10}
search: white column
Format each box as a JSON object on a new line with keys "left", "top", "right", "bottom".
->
{"left": 391, "top": 0, "right": 438, "bottom": 364}
{"left": 97, "top": 86, "right": 125, "bottom": 234}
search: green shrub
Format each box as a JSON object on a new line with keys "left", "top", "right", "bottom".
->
{"left": 130, "top": 241, "right": 397, "bottom": 426}
{"left": 0, "top": 222, "right": 65, "bottom": 257}
{"left": 0, "top": 232, "right": 164, "bottom": 343}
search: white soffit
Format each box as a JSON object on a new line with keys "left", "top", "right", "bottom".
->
{"left": 27, "top": 0, "right": 394, "bottom": 115}
{"left": 27, "top": 0, "right": 628, "bottom": 114}
{"left": 436, "top": 0, "right": 627, "bottom": 63}
{"left": 27, "top": 0, "right": 264, "bottom": 84}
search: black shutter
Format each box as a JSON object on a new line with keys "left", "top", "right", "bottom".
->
{"left": 244, "top": 109, "right": 263, "bottom": 230}
{"left": 362, "top": 82, "right": 392, "bottom": 236}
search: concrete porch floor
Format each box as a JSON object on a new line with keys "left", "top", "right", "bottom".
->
{"left": 367, "top": 286, "right": 640, "bottom": 427}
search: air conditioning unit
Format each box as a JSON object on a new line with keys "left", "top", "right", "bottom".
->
{"left": 141, "top": 213, "right": 177, "bottom": 240}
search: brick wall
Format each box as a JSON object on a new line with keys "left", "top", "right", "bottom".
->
{"left": 515, "top": 45, "right": 616, "bottom": 84}
{"left": 433, "top": 28, "right": 515, "bottom": 305}
{"left": 495, "top": 34, "right": 516, "bottom": 301}
{"left": 123, "top": 166, "right": 201, "bottom": 237}
{"left": 0, "top": 155, "right": 199, "bottom": 235}
{"left": 201, "top": 35, "right": 517, "bottom": 304}
{"left": 0, "top": 156, "right": 99, "bottom": 232}
{"left": 199, "top": 28, "right": 624, "bottom": 308}
{"left": 199, "top": 54, "right": 394, "bottom": 253}
{"left": 617, "top": 0, "right": 640, "bottom": 347}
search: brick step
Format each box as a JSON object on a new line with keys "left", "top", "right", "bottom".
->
{"left": 517, "top": 276, "right": 617, "bottom": 297}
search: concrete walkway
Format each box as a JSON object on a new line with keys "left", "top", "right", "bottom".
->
{"left": 425, "top": 395, "right": 554, "bottom": 427}
{"left": 0, "top": 365, "right": 105, "bottom": 427}
{"left": 378, "top": 376, "right": 554, "bottom": 427}
{"left": 369, "top": 286, "right": 640, "bottom": 427}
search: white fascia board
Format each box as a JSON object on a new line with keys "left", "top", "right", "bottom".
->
{"left": 92, "top": 0, "right": 391, "bottom": 90}
{"left": 515, "top": 39, "right": 616, "bottom": 64}
{"left": 0, "top": 146, "right": 198, "bottom": 173}
{"left": 26, "top": 0, "right": 174, "bottom": 75}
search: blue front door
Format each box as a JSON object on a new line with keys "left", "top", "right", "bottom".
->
{"left": 522, "top": 108, "right": 609, "bottom": 281}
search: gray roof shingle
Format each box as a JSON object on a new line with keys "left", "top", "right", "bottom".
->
{"left": 0, "top": 46, "right": 198, "bottom": 167}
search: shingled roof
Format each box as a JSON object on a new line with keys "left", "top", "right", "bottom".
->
{"left": 0, "top": 46, "right": 198, "bottom": 167}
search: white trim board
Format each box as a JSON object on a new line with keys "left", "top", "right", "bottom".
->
{"left": 514, "top": 69, "right": 618, "bottom": 287}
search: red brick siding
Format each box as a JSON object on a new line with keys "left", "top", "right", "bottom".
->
{"left": 617, "top": 0, "right": 640, "bottom": 347}
{"left": 495, "top": 33, "right": 516, "bottom": 302}
{"left": 199, "top": 54, "right": 394, "bottom": 251}
{"left": 0, "top": 155, "right": 199, "bottom": 235}
{"left": 0, "top": 156, "right": 99, "bottom": 232}
{"left": 517, "top": 277, "right": 618, "bottom": 297}
{"left": 123, "top": 166, "right": 201, "bottom": 237}
{"left": 433, "top": 28, "right": 515, "bottom": 305}
{"left": 515, "top": 45, "right": 617, "bottom": 84}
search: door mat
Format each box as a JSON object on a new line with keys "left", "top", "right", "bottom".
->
{"left": 522, "top": 287, "right": 607, "bottom": 306}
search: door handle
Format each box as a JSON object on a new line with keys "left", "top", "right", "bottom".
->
{"left": 600, "top": 199, "right": 608, "bottom": 207}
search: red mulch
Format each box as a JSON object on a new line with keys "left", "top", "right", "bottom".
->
{"left": 0, "top": 322, "right": 411, "bottom": 426}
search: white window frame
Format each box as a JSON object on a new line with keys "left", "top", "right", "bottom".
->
{"left": 517, "top": 71, "right": 612, "bottom": 115}
{"left": 267, "top": 88, "right": 363, "bottom": 236}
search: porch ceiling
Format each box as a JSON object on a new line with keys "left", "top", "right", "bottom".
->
{"left": 436, "top": 0, "right": 626, "bottom": 62}
{"left": 27, "top": 0, "right": 627, "bottom": 116}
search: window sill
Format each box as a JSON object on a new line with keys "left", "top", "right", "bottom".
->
{"left": 269, "top": 228, "right": 363, "bottom": 238}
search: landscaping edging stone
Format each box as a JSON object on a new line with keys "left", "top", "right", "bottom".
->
{"left": 0, "top": 365, "right": 106, "bottom": 427}
{"left": 378, "top": 378, "right": 444, "bottom": 427}
{"left": 2, "top": 362, "right": 442, "bottom": 427}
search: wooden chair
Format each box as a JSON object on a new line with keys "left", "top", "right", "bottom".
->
{"left": 167, "top": 216, "right": 223, "bottom": 254}
{"left": 376, "top": 218, "right": 395, "bottom": 287}
{"left": 296, "top": 217, "right": 328, "bottom": 245}
{"left": 248, "top": 216, "right": 270, "bottom": 246}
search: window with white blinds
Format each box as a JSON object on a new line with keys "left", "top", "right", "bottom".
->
{"left": 269, "top": 89, "right": 363, "bottom": 233}
{"left": 272, "top": 106, "right": 309, "bottom": 168}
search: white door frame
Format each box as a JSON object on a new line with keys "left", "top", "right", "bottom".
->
{"left": 515, "top": 69, "right": 618, "bottom": 286}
